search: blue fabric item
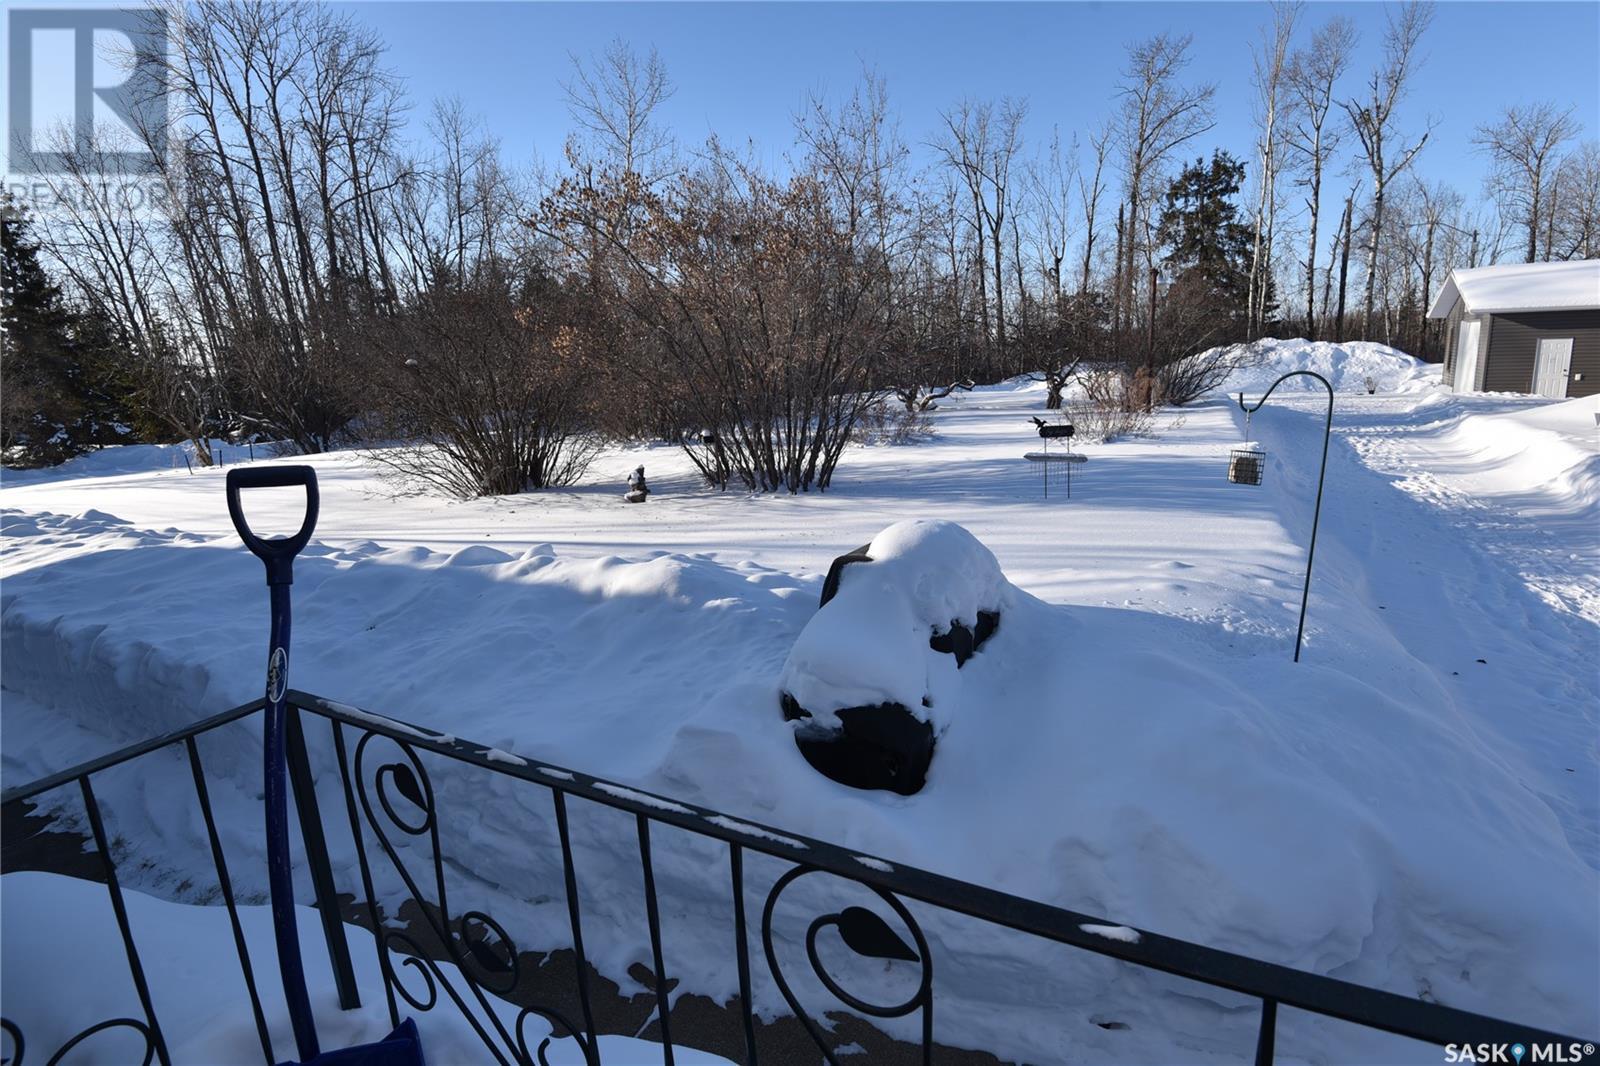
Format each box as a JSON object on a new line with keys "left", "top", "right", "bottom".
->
{"left": 278, "top": 1019, "right": 425, "bottom": 1066}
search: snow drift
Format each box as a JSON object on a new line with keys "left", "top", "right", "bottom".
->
{"left": 1210, "top": 338, "right": 1438, "bottom": 396}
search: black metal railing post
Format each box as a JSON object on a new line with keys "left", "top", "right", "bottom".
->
{"left": 80, "top": 775, "right": 172, "bottom": 1066}
{"left": 285, "top": 703, "right": 361, "bottom": 1010}
{"left": 1255, "top": 997, "right": 1278, "bottom": 1065}
{"left": 1236, "top": 370, "right": 1335, "bottom": 662}
{"left": 186, "top": 736, "right": 276, "bottom": 1065}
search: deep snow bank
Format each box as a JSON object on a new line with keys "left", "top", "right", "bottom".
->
{"left": 2, "top": 504, "right": 1596, "bottom": 1059}
{"left": 1210, "top": 338, "right": 1438, "bottom": 396}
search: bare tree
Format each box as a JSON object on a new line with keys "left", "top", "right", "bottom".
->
{"left": 933, "top": 102, "right": 994, "bottom": 366}
{"left": 1552, "top": 141, "right": 1600, "bottom": 259}
{"left": 1284, "top": 15, "right": 1356, "bottom": 338}
{"left": 1341, "top": 0, "right": 1434, "bottom": 340}
{"left": 1077, "top": 120, "right": 1113, "bottom": 296}
{"left": 1474, "top": 102, "right": 1581, "bottom": 262}
{"left": 1028, "top": 126, "right": 1078, "bottom": 309}
{"left": 1247, "top": 1, "right": 1301, "bottom": 337}
{"left": 796, "top": 68, "right": 913, "bottom": 308}
{"left": 1114, "top": 34, "right": 1216, "bottom": 340}
{"left": 1333, "top": 185, "right": 1357, "bottom": 338}
{"left": 562, "top": 38, "right": 676, "bottom": 183}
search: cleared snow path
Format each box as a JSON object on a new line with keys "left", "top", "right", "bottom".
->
{"left": 1231, "top": 390, "right": 1599, "bottom": 869}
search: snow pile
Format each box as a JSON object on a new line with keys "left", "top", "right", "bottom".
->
{"left": 778, "top": 519, "right": 1013, "bottom": 728}
{"left": 1341, "top": 392, "right": 1600, "bottom": 627}
{"left": 1211, "top": 338, "right": 1438, "bottom": 396}
{"left": 0, "top": 871, "right": 731, "bottom": 1065}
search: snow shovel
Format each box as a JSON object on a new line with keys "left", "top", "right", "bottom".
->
{"left": 228, "top": 466, "right": 426, "bottom": 1066}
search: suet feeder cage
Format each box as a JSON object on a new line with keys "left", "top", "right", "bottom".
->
{"left": 1228, "top": 446, "right": 1266, "bottom": 486}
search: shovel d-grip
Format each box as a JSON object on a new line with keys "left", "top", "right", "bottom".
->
{"left": 227, "top": 465, "right": 320, "bottom": 587}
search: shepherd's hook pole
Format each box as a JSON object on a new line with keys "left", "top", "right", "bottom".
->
{"left": 1236, "top": 371, "right": 1333, "bottom": 663}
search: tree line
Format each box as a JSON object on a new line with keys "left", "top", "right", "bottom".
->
{"left": 3, "top": 0, "right": 1595, "bottom": 488}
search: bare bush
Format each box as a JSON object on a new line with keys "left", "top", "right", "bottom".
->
{"left": 852, "top": 400, "right": 935, "bottom": 444}
{"left": 1068, "top": 368, "right": 1156, "bottom": 442}
{"left": 365, "top": 277, "right": 599, "bottom": 498}
{"left": 1157, "top": 341, "right": 1263, "bottom": 406}
{"left": 540, "top": 150, "right": 891, "bottom": 493}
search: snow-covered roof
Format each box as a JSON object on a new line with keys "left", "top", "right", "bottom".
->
{"left": 1427, "top": 259, "right": 1600, "bottom": 318}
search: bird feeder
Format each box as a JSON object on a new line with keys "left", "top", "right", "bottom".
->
{"left": 1024, "top": 419, "right": 1084, "bottom": 498}
{"left": 1228, "top": 446, "right": 1266, "bottom": 485}
{"left": 1228, "top": 392, "right": 1265, "bottom": 485}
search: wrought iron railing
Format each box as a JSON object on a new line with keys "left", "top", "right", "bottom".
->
{"left": 0, "top": 690, "right": 1589, "bottom": 1065}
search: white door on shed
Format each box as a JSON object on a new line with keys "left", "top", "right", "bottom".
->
{"left": 1533, "top": 338, "right": 1574, "bottom": 398}
{"left": 1454, "top": 320, "right": 1481, "bottom": 392}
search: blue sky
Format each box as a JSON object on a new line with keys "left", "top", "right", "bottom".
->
{"left": 351, "top": 0, "right": 1600, "bottom": 209}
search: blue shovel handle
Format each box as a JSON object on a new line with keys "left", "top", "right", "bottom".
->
{"left": 228, "top": 466, "right": 322, "bottom": 1062}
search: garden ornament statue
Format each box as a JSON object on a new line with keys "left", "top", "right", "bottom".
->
{"left": 778, "top": 521, "right": 1007, "bottom": 795}
{"left": 626, "top": 465, "right": 649, "bottom": 503}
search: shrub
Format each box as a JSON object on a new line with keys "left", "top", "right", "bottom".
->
{"left": 366, "top": 278, "right": 599, "bottom": 498}
{"left": 1068, "top": 368, "right": 1155, "bottom": 443}
{"left": 852, "top": 400, "right": 934, "bottom": 445}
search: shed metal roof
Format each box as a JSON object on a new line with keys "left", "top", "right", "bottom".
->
{"left": 1426, "top": 259, "right": 1600, "bottom": 319}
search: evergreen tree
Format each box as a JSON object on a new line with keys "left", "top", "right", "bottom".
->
{"left": 1, "top": 195, "right": 134, "bottom": 466}
{"left": 1157, "top": 152, "right": 1254, "bottom": 303}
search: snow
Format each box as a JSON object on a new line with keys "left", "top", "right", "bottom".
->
{"left": 1080, "top": 924, "right": 1142, "bottom": 945}
{"left": 0, "top": 870, "right": 732, "bottom": 1065}
{"left": 2, "top": 339, "right": 1596, "bottom": 1062}
{"left": 1427, "top": 258, "right": 1600, "bottom": 318}
{"left": 592, "top": 782, "right": 697, "bottom": 815}
{"left": 704, "top": 815, "right": 807, "bottom": 849}
{"left": 0, "top": 438, "right": 257, "bottom": 488}
{"left": 777, "top": 518, "right": 1013, "bottom": 727}
{"left": 1210, "top": 338, "right": 1439, "bottom": 396}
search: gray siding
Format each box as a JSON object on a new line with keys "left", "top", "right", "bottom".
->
{"left": 1482, "top": 309, "right": 1600, "bottom": 397}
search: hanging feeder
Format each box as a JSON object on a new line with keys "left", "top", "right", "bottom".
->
{"left": 1228, "top": 446, "right": 1266, "bottom": 485}
{"left": 1227, "top": 394, "right": 1266, "bottom": 485}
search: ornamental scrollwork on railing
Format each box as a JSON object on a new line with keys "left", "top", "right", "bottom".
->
{"left": 760, "top": 864, "right": 934, "bottom": 1066}
{"left": 0, "top": 1016, "right": 156, "bottom": 1066}
{"left": 352, "top": 731, "right": 596, "bottom": 1066}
